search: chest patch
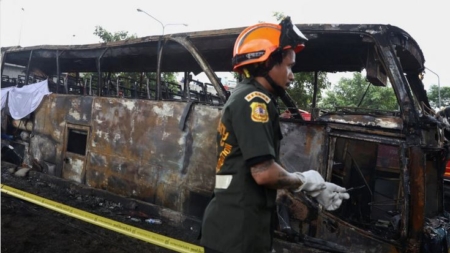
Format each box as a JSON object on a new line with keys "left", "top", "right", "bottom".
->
{"left": 244, "top": 91, "right": 271, "bottom": 103}
{"left": 250, "top": 102, "right": 269, "bottom": 123}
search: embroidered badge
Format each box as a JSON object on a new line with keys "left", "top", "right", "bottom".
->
{"left": 244, "top": 91, "right": 271, "bottom": 103}
{"left": 250, "top": 102, "right": 269, "bottom": 123}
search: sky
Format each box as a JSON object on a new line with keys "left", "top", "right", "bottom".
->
{"left": 0, "top": 0, "right": 449, "bottom": 93}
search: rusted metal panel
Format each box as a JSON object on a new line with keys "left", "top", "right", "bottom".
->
{"left": 407, "top": 146, "right": 425, "bottom": 252}
{"left": 29, "top": 134, "right": 59, "bottom": 167}
{"left": 317, "top": 212, "right": 401, "bottom": 253}
{"left": 61, "top": 123, "right": 90, "bottom": 183}
{"left": 325, "top": 122, "right": 405, "bottom": 139}
{"left": 86, "top": 98, "right": 220, "bottom": 213}
{"left": 30, "top": 95, "right": 63, "bottom": 169}
{"left": 65, "top": 96, "right": 93, "bottom": 124}
{"left": 33, "top": 95, "right": 92, "bottom": 137}
{"left": 62, "top": 155, "right": 85, "bottom": 183}
{"left": 28, "top": 94, "right": 221, "bottom": 214}
{"left": 30, "top": 95, "right": 93, "bottom": 176}
{"left": 279, "top": 122, "right": 328, "bottom": 174}
{"left": 183, "top": 104, "right": 221, "bottom": 192}
{"left": 86, "top": 152, "right": 160, "bottom": 202}
{"left": 318, "top": 114, "right": 403, "bottom": 130}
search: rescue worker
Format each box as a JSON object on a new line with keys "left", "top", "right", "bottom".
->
{"left": 200, "top": 17, "right": 349, "bottom": 253}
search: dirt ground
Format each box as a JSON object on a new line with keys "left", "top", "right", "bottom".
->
{"left": 1, "top": 161, "right": 328, "bottom": 253}
{"left": 1, "top": 194, "right": 175, "bottom": 253}
{"left": 1, "top": 161, "right": 197, "bottom": 253}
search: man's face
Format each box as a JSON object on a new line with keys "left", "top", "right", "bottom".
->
{"left": 268, "top": 49, "right": 296, "bottom": 90}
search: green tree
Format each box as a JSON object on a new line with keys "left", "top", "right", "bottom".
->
{"left": 427, "top": 85, "right": 450, "bottom": 108}
{"left": 94, "top": 26, "right": 137, "bottom": 42}
{"left": 288, "top": 72, "right": 330, "bottom": 109}
{"left": 319, "top": 72, "right": 398, "bottom": 110}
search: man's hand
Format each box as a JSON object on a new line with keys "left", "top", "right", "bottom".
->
{"left": 293, "top": 170, "right": 326, "bottom": 195}
{"left": 315, "top": 182, "right": 350, "bottom": 211}
{"left": 280, "top": 110, "right": 292, "bottom": 119}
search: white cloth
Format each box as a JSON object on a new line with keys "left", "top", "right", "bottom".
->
{"left": 8, "top": 80, "right": 51, "bottom": 119}
{"left": 1, "top": 87, "right": 15, "bottom": 109}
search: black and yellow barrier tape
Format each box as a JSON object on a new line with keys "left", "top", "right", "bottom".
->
{"left": 1, "top": 184, "right": 204, "bottom": 253}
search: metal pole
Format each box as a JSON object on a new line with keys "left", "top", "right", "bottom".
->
{"left": 183, "top": 71, "right": 190, "bottom": 101}
{"left": 89, "top": 76, "right": 92, "bottom": 95}
{"left": 116, "top": 77, "right": 119, "bottom": 97}
{"left": 425, "top": 67, "right": 441, "bottom": 108}
{"left": 96, "top": 48, "right": 109, "bottom": 97}
{"left": 18, "top": 8, "right": 25, "bottom": 46}
{"left": 164, "top": 23, "right": 188, "bottom": 33}
{"left": 137, "top": 9, "right": 164, "bottom": 100}
{"left": 146, "top": 78, "right": 151, "bottom": 99}
{"left": 24, "top": 50, "right": 33, "bottom": 86}
{"left": 56, "top": 50, "right": 64, "bottom": 94}
{"left": 137, "top": 9, "right": 188, "bottom": 101}
{"left": 137, "top": 9, "right": 164, "bottom": 34}
{"left": 156, "top": 39, "right": 162, "bottom": 100}
{"left": 83, "top": 78, "right": 87, "bottom": 95}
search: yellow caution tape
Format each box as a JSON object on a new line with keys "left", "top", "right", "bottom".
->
{"left": 1, "top": 184, "right": 204, "bottom": 253}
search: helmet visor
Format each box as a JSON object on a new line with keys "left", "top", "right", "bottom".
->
{"left": 279, "top": 16, "right": 308, "bottom": 52}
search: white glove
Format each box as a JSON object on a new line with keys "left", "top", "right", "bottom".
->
{"left": 315, "top": 182, "right": 350, "bottom": 211}
{"left": 293, "top": 170, "right": 326, "bottom": 196}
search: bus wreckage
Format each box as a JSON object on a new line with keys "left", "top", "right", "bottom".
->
{"left": 1, "top": 23, "right": 450, "bottom": 253}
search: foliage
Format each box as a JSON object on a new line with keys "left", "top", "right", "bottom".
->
{"left": 93, "top": 26, "right": 137, "bottom": 42}
{"left": 427, "top": 85, "right": 450, "bottom": 108}
{"left": 287, "top": 72, "right": 330, "bottom": 109}
{"left": 319, "top": 72, "right": 398, "bottom": 111}
{"left": 273, "top": 12, "right": 286, "bottom": 22}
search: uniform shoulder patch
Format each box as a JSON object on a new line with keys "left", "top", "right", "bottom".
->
{"left": 250, "top": 102, "right": 269, "bottom": 123}
{"left": 244, "top": 91, "right": 271, "bottom": 103}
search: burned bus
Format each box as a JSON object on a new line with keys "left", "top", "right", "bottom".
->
{"left": 1, "top": 23, "right": 449, "bottom": 252}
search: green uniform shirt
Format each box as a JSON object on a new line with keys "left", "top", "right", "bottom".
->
{"left": 201, "top": 79, "right": 282, "bottom": 253}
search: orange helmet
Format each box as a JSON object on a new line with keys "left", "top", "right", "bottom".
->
{"left": 232, "top": 16, "right": 308, "bottom": 73}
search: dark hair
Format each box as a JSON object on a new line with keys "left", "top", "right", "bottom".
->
{"left": 246, "top": 49, "right": 288, "bottom": 77}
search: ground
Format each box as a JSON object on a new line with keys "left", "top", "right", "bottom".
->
{"left": 1, "top": 195, "right": 174, "bottom": 253}
{"left": 1, "top": 161, "right": 327, "bottom": 253}
{"left": 1, "top": 161, "right": 194, "bottom": 253}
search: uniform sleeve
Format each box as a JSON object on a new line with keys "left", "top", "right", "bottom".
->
{"left": 230, "top": 96, "right": 277, "bottom": 161}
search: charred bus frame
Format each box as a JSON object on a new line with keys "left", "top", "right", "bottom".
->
{"left": 1, "top": 24, "right": 449, "bottom": 252}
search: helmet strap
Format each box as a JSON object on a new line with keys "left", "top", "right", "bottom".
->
{"left": 261, "top": 52, "right": 285, "bottom": 97}
{"left": 264, "top": 74, "right": 285, "bottom": 97}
